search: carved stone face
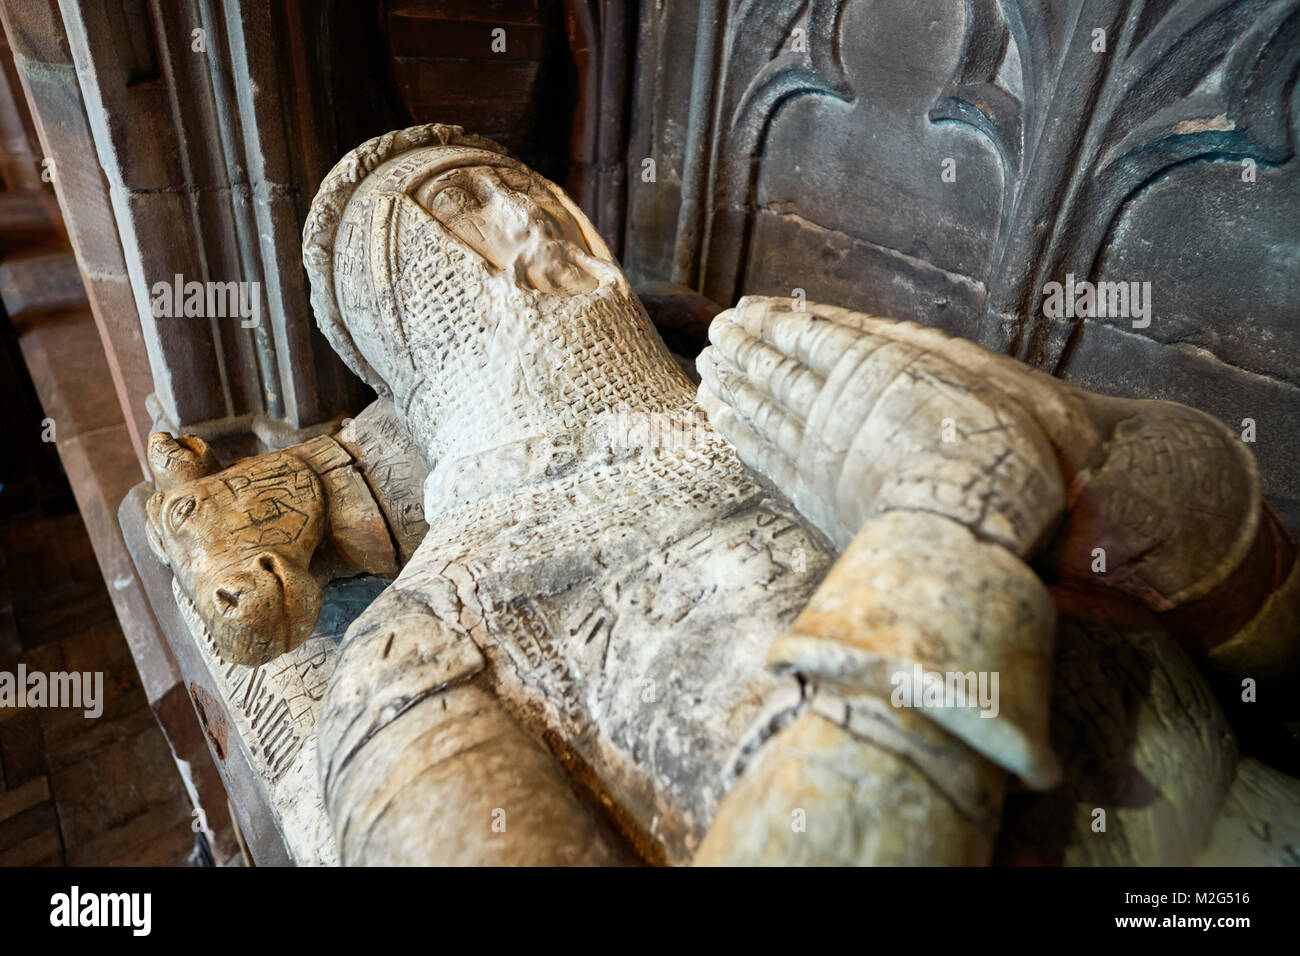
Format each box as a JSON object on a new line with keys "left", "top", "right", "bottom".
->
{"left": 413, "top": 164, "right": 598, "bottom": 295}
{"left": 146, "top": 434, "right": 325, "bottom": 666}
{"left": 317, "top": 142, "right": 685, "bottom": 479}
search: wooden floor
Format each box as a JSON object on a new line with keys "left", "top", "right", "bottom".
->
{"left": 0, "top": 507, "right": 197, "bottom": 866}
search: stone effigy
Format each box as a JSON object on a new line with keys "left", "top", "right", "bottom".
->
{"left": 146, "top": 124, "right": 1300, "bottom": 865}
{"left": 300, "top": 125, "right": 836, "bottom": 864}
{"left": 695, "top": 296, "right": 1300, "bottom": 865}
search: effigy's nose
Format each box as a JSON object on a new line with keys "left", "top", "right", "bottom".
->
{"left": 482, "top": 176, "right": 556, "bottom": 235}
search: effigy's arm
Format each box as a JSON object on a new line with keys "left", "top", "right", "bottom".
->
{"left": 695, "top": 505, "right": 1055, "bottom": 865}
{"left": 698, "top": 295, "right": 1299, "bottom": 689}
{"left": 695, "top": 295, "right": 1300, "bottom": 865}
{"left": 695, "top": 296, "right": 1068, "bottom": 863}
{"left": 319, "top": 562, "right": 634, "bottom": 865}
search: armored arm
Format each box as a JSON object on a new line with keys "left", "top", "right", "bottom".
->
{"left": 696, "top": 295, "right": 1300, "bottom": 865}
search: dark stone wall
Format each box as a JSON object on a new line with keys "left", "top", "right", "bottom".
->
{"left": 624, "top": 0, "right": 1300, "bottom": 528}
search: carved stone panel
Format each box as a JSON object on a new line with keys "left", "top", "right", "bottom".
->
{"left": 627, "top": 0, "right": 1300, "bottom": 526}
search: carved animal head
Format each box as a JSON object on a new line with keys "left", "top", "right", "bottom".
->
{"left": 145, "top": 432, "right": 325, "bottom": 666}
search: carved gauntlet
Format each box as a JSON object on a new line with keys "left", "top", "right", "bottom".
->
{"left": 698, "top": 296, "right": 1299, "bottom": 694}
{"left": 695, "top": 296, "right": 1299, "bottom": 865}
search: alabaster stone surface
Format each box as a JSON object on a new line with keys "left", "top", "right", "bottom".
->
{"left": 303, "top": 124, "right": 842, "bottom": 864}
{"left": 699, "top": 294, "right": 1300, "bottom": 865}
{"left": 144, "top": 123, "right": 1299, "bottom": 866}
{"left": 292, "top": 125, "right": 1300, "bottom": 866}
{"left": 699, "top": 296, "right": 1296, "bottom": 681}
{"left": 144, "top": 402, "right": 423, "bottom": 666}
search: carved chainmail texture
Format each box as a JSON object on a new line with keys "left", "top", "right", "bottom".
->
{"left": 341, "top": 187, "right": 691, "bottom": 478}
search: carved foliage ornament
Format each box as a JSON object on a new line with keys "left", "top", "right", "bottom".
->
{"left": 932, "top": 0, "right": 1300, "bottom": 368}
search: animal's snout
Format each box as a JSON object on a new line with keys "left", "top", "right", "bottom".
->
{"left": 198, "top": 548, "right": 322, "bottom": 666}
{"left": 211, "top": 552, "right": 288, "bottom": 619}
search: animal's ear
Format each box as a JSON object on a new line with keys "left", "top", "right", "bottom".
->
{"left": 148, "top": 432, "right": 220, "bottom": 491}
{"left": 144, "top": 490, "right": 170, "bottom": 567}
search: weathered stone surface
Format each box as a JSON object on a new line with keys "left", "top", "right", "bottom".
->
{"left": 303, "top": 125, "right": 847, "bottom": 864}
{"left": 699, "top": 293, "right": 1300, "bottom": 865}
{"left": 1196, "top": 757, "right": 1300, "bottom": 866}
{"left": 146, "top": 444, "right": 328, "bottom": 667}
{"left": 170, "top": 576, "right": 342, "bottom": 866}
{"left": 320, "top": 587, "right": 630, "bottom": 866}
{"left": 699, "top": 296, "right": 1298, "bottom": 685}
{"left": 144, "top": 423, "right": 411, "bottom": 667}
{"left": 292, "top": 123, "right": 1297, "bottom": 868}
{"left": 769, "top": 511, "right": 1060, "bottom": 790}
{"left": 132, "top": 120, "right": 1298, "bottom": 867}
{"left": 335, "top": 400, "right": 429, "bottom": 564}
{"left": 697, "top": 706, "right": 1005, "bottom": 866}
{"left": 698, "top": 297, "right": 1070, "bottom": 554}
{"left": 625, "top": 0, "right": 1300, "bottom": 533}
{"left": 291, "top": 435, "right": 397, "bottom": 578}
